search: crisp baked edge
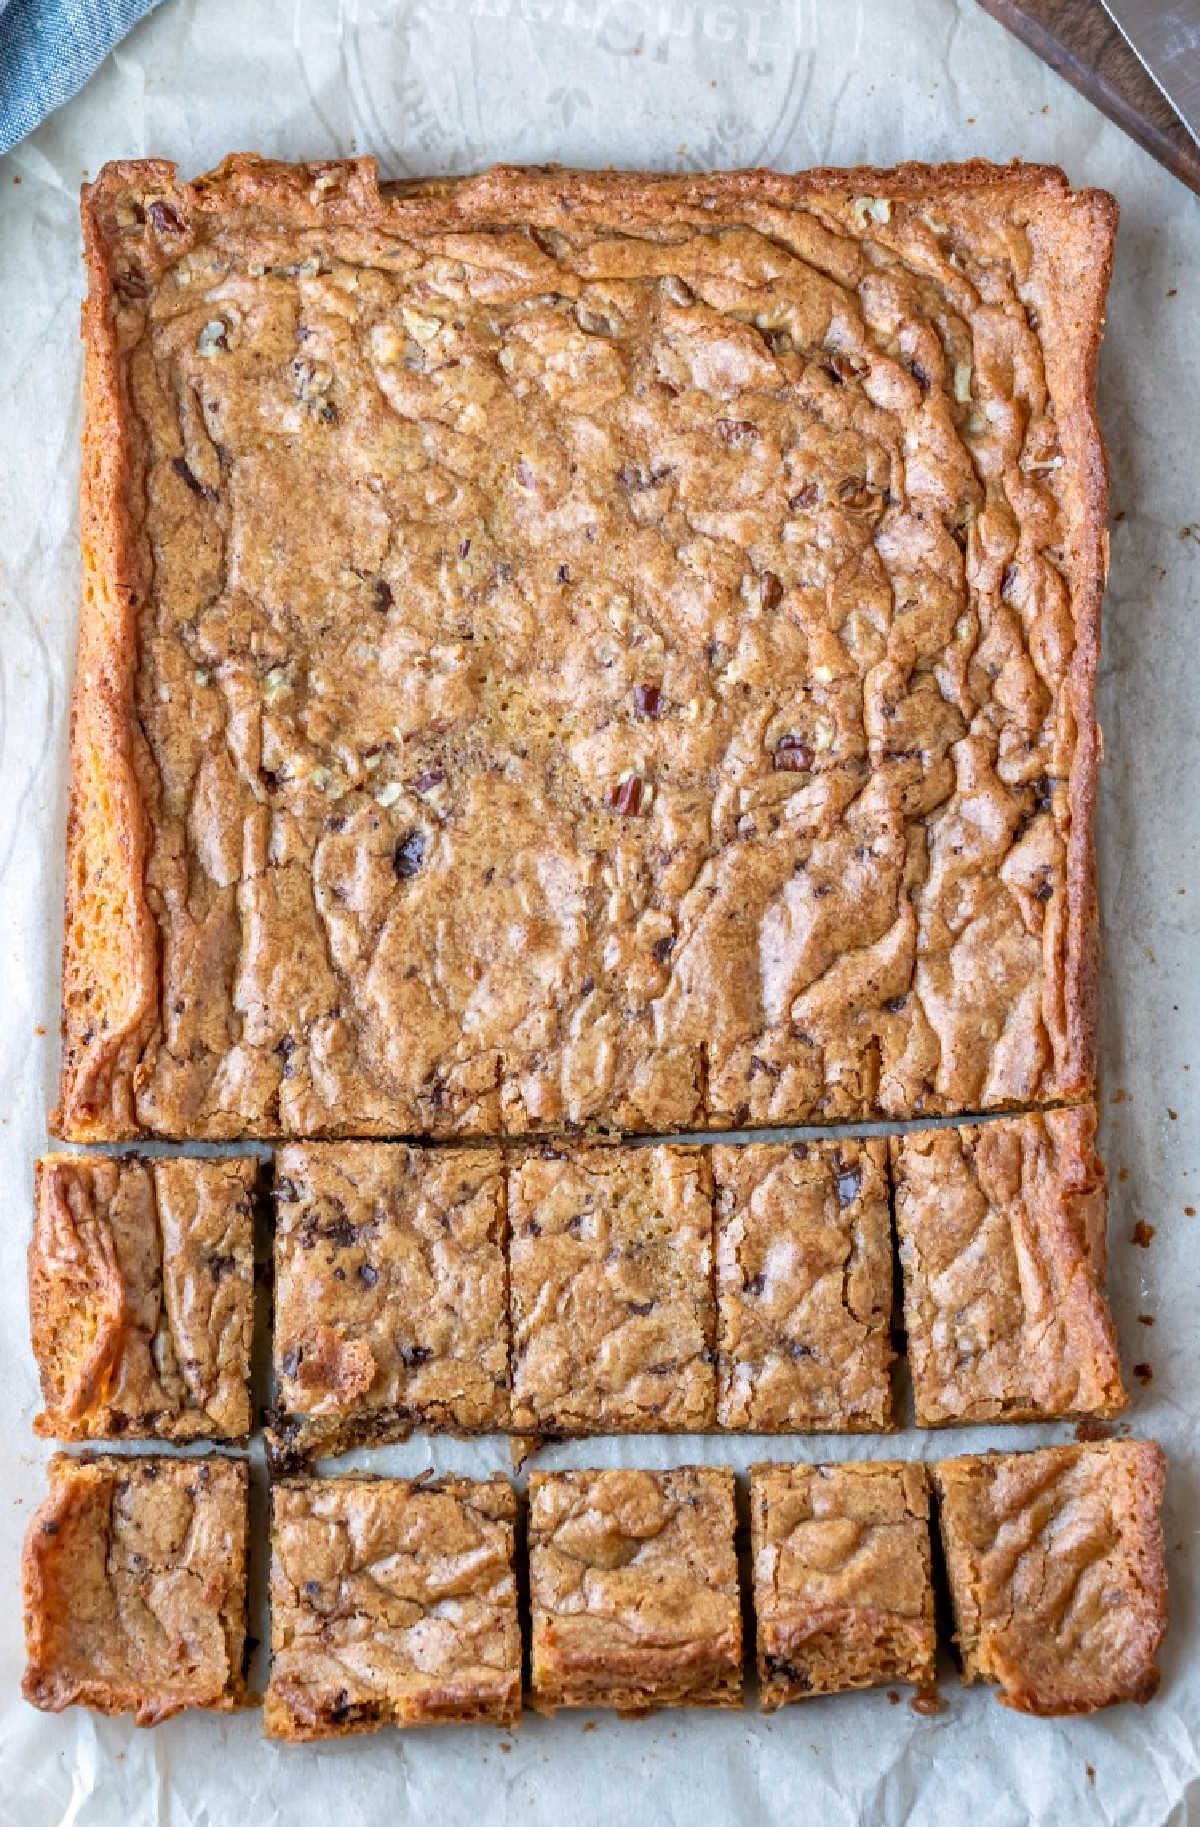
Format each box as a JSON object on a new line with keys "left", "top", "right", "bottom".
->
{"left": 21, "top": 1452, "right": 249, "bottom": 1723}
{"left": 29, "top": 1153, "right": 259, "bottom": 1442}
{"left": 931, "top": 1440, "right": 1168, "bottom": 1714}
{"left": 52, "top": 170, "right": 174, "bottom": 1141}
{"left": 56, "top": 157, "right": 1115, "bottom": 1138}
{"left": 890, "top": 1106, "right": 1128, "bottom": 1427}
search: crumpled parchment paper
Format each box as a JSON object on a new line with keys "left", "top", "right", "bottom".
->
{"left": 0, "top": 1, "right": 1197, "bottom": 1820}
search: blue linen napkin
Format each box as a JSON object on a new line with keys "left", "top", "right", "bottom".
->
{"left": 1, "top": 0, "right": 163, "bottom": 156}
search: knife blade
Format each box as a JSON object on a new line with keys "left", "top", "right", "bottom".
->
{"left": 974, "top": 0, "right": 1200, "bottom": 195}
{"left": 1101, "top": 0, "right": 1200, "bottom": 145}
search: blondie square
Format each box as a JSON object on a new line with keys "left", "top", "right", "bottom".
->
{"left": 270, "top": 1144, "right": 507, "bottom": 1460}
{"left": 30, "top": 1155, "right": 256, "bottom": 1441}
{"left": 713, "top": 1140, "right": 893, "bottom": 1431}
{"left": 509, "top": 1145, "right": 715, "bottom": 1434}
{"left": 22, "top": 1453, "right": 247, "bottom": 1723}
{"left": 749, "top": 1460, "right": 935, "bottom": 1706}
{"left": 528, "top": 1466, "right": 742, "bottom": 1712}
{"left": 265, "top": 1475, "right": 521, "bottom": 1737}
{"left": 58, "top": 158, "right": 1112, "bottom": 1142}
{"left": 933, "top": 1441, "right": 1168, "bottom": 1714}
{"left": 891, "top": 1106, "right": 1125, "bottom": 1425}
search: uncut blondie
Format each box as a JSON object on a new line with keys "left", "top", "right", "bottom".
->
{"left": 58, "top": 158, "right": 1112, "bottom": 1141}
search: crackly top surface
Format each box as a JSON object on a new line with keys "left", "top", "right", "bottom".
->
{"left": 528, "top": 1466, "right": 741, "bottom": 1704}
{"left": 933, "top": 1441, "right": 1168, "bottom": 1715}
{"left": 891, "top": 1105, "right": 1125, "bottom": 1424}
{"left": 509, "top": 1144, "right": 715, "bottom": 1432}
{"left": 265, "top": 1476, "right": 520, "bottom": 1737}
{"left": 750, "top": 1460, "right": 933, "bottom": 1632}
{"left": 22, "top": 1454, "right": 247, "bottom": 1723}
{"left": 30, "top": 1155, "right": 255, "bottom": 1441}
{"left": 272, "top": 1143, "right": 508, "bottom": 1446}
{"left": 713, "top": 1138, "right": 892, "bottom": 1430}
{"left": 60, "top": 157, "right": 1112, "bottom": 1141}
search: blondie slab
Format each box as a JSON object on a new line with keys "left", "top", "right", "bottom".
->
{"left": 528, "top": 1466, "right": 741, "bottom": 1712}
{"left": 22, "top": 1453, "right": 248, "bottom": 1723}
{"left": 933, "top": 1441, "right": 1167, "bottom": 1714}
{"left": 892, "top": 1106, "right": 1125, "bottom": 1425}
{"left": 58, "top": 158, "right": 1113, "bottom": 1141}
{"left": 714, "top": 1139, "right": 892, "bottom": 1431}
{"left": 270, "top": 1144, "right": 507, "bottom": 1461}
{"left": 30, "top": 1155, "right": 256, "bottom": 1441}
{"left": 265, "top": 1475, "right": 520, "bottom": 1737}
{"left": 749, "top": 1460, "right": 935, "bottom": 1705}
{"left": 509, "top": 1144, "right": 715, "bottom": 1434}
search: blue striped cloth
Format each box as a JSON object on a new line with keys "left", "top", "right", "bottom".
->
{"left": 0, "top": 0, "right": 162, "bottom": 155}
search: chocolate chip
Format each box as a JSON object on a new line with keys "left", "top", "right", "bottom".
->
{"left": 172, "top": 456, "right": 218, "bottom": 502}
{"left": 147, "top": 199, "right": 184, "bottom": 235}
{"left": 374, "top": 577, "right": 393, "bottom": 614}
{"left": 557, "top": 563, "right": 571, "bottom": 584}
{"left": 910, "top": 360, "right": 931, "bottom": 393}
{"left": 652, "top": 935, "right": 675, "bottom": 963}
{"left": 281, "top": 1347, "right": 302, "bottom": 1378}
{"left": 884, "top": 995, "right": 908, "bottom": 1014}
{"left": 837, "top": 476, "right": 877, "bottom": 511}
{"left": 744, "top": 1271, "right": 766, "bottom": 1297}
{"left": 628, "top": 1300, "right": 654, "bottom": 1316}
{"left": 633, "top": 683, "right": 662, "bottom": 719}
{"left": 1034, "top": 879, "right": 1054, "bottom": 903}
{"left": 394, "top": 830, "right": 425, "bottom": 879}
{"left": 209, "top": 1253, "right": 237, "bottom": 1283}
{"left": 399, "top": 1344, "right": 433, "bottom": 1368}
{"left": 716, "top": 417, "right": 759, "bottom": 447}
{"left": 791, "top": 1141, "right": 809, "bottom": 1159}
{"left": 276, "top": 1176, "right": 300, "bottom": 1204}
{"left": 323, "top": 1216, "right": 356, "bottom": 1250}
{"left": 358, "top": 1263, "right": 379, "bottom": 1288}
{"left": 276, "top": 1034, "right": 295, "bottom": 1061}
{"left": 773, "top": 734, "right": 815, "bottom": 772}
{"left": 758, "top": 570, "right": 783, "bottom": 611}
{"left": 303, "top": 1580, "right": 321, "bottom": 1598}
{"left": 415, "top": 768, "right": 445, "bottom": 793}
{"left": 835, "top": 1162, "right": 863, "bottom": 1207}
{"left": 826, "top": 351, "right": 867, "bottom": 384}
{"left": 767, "top": 1657, "right": 813, "bottom": 1690}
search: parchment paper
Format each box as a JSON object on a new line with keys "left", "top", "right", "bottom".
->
{"left": 0, "top": 1, "right": 1197, "bottom": 1820}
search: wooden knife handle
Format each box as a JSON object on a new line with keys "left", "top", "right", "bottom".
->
{"left": 975, "top": 0, "right": 1200, "bottom": 196}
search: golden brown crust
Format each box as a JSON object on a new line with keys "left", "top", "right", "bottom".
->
{"left": 891, "top": 1105, "right": 1126, "bottom": 1425}
{"left": 932, "top": 1440, "right": 1168, "bottom": 1715}
{"left": 22, "top": 1453, "right": 248, "bottom": 1724}
{"left": 713, "top": 1139, "right": 893, "bottom": 1432}
{"left": 527, "top": 1465, "right": 742, "bottom": 1713}
{"left": 749, "top": 1460, "right": 935, "bottom": 1705}
{"left": 57, "top": 157, "right": 1113, "bottom": 1139}
{"left": 30, "top": 1154, "right": 257, "bottom": 1441}
{"left": 264, "top": 1474, "right": 520, "bottom": 1739}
